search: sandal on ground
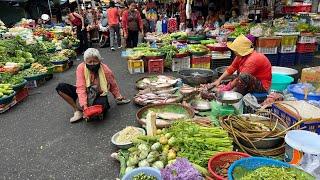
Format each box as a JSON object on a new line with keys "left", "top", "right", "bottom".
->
{"left": 116, "top": 98, "right": 131, "bottom": 105}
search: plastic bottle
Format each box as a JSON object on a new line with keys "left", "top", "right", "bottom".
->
{"left": 162, "top": 15, "right": 168, "bottom": 33}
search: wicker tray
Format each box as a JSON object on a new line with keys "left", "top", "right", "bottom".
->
{"left": 24, "top": 73, "right": 48, "bottom": 81}
{"left": 136, "top": 103, "right": 195, "bottom": 128}
{"left": 135, "top": 75, "right": 178, "bottom": 90}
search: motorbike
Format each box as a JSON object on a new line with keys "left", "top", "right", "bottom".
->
{"left": 99, "top": 25, "right": 110, "bottom": 48}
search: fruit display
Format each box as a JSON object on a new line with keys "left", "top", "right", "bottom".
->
{"left": 0, "top": 84, "right": 14, "bottom": 98}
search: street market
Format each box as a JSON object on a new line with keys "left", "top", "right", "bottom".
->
{"left": 1, "top": 0, "right": 320, "bottom": 179}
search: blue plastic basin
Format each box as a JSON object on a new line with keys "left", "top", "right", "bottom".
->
{"left": 122, "top": 167, "right": 162, "bottom": 180}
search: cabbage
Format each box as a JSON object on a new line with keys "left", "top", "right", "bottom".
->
{"left": 139, "top": 151, "right": 148, "bottom": 160}
{"left": 151, "top": 142, "right": 161, "bottom": 151}
{"left": 152, "top": 161, "right": 164, "bottom": 169}
{"left": 147, "top": 151, "right": 159, "bottom": 163}
{"left": 138, "top": 144, "right": 150, "bottom": 152}
{"left": 127, "top": 155, "right": 139, "bottom": 166}
{"left": 138, "top": 160, "right": 150, "bottom": 167}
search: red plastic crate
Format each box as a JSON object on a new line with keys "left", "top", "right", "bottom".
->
{"left": 148, "top": 59, "right": 164, "bottom": 73}
{"left": 282, "top": 5, "right": 311, "bottom": 13}
{"left": 15, "top": 88, "right": 29, "bottom": 103}
{"left": 296, "top": 43, "right": 317, "bottom": 53}
{"left": 191, "top": 55, "right": 211, "bottom": 65}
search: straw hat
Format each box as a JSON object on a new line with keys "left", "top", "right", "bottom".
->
{"left": 227, "top": 34, "right": 254, "bottom": 57}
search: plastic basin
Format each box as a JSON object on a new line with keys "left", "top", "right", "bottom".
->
{"left": 228, "top": 157, "right": 291, "bottom": 180}
{"left": 271, "top": 73, "right": 294, "bottom": 91}
{"left": 287, "top": 84, "right": 320, "bottom": 101}
{"left": 122, "top": 167, "right": 162, "bottom": 180}
{"left": 111, "top": 127, "right": 146, "bottom": 149}
{"left": 208, "top": 152, "right": 250, "bottom": 180}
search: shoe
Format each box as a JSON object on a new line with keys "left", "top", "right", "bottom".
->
{"left": 116, "top": 98, "right": 131, "bottom": 105}
{"left": 70, "top": 111, "right": 83, "bottom": 123}
{"left": 118, "top": 46, "right": 122, "bottom": 49}
{"left": 111, "top": 47, "right": 115, "bottom": 51}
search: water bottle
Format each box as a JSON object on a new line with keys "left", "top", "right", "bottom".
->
{"left": 162, "top": 16, "right": 168, "bottom": 33}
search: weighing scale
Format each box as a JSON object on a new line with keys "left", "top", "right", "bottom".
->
{"left": 211, "top": 91, "right": 244, "bottom": 116}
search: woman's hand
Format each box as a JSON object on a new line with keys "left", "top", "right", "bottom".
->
{"left": 211, "top": 79, "right": 221, "bottom": 87}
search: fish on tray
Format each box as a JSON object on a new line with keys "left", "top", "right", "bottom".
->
{"left": 157, "top": 112, "right": 187, "bottom": 120}
{"left": 140, "top": 118, "right": 170, "bottom": 126}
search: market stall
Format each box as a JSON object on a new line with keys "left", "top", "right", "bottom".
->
{"left": 0, "top": 19, "right": 79, "bottom": 113}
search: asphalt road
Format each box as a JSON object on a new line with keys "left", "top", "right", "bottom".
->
{"left": 0, "top": 48, "right": 150, "bottom": 180}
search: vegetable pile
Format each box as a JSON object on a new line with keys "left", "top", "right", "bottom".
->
{"left": 132, "top": 173, "right": 157, "bottom": 180}
{"left": 114, "top": 120, "right": 232, "bottom": 178}
{"left": 161, "top": 158, "right": 202, "bottom": 180}
{"left": 0, "top": 73, "right": 24, "bottom": 85}
{"left": 234, "top": 166, "right": 315, "bottom": 180}
{"left": 0, "top": 84, "right": 14, "bottom": 98}
{"left": 165, "top": 121, "right": 233, "bottom": 167}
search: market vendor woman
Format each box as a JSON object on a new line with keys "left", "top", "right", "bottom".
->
{"left": 204, "top": 34, "right": 271, "bottom": 95}
{"left": 56, "top": 48, "right": 130, "bottom": 123}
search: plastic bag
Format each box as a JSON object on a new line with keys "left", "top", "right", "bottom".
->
{"left": 299, "top": 153, "right": 320, "bottom": 179}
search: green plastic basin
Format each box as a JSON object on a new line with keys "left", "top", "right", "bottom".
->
{"left": 271, "top": 73, "right": 294, "bottom": 91}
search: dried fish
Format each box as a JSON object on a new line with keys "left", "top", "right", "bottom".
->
{"left": 140, "top": 118, "right": 170, "bottom": 126}
{"left": 157, "top": 112, "right": 186, "bottom": 120}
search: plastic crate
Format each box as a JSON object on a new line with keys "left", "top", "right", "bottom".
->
{"left": 171, "top": 56, "right": 190, "bottom": 72}
{"left": 278, "top": 53, "right": 296, "bottom": 67}
{"left": 191, "top": 55, "right": 211, "bottom": 65}
{"left": 299, "top": 36, "right": 316, "bottom": 43}
{"left": 211, "top": 58, "right": 233, "bottom": 69}
{"left": 296, "top": 43, "right": 317, "bottom": 53}
{"left": 256, "top": 37, "right": 281, "bottom": 48}
{"left": 296, "top": 53, "right": 314, "bottom": 65}
{"left": 279, "top": 45, "right": 296, "bottom": 53}
{"left": 256, "top": 47, "right": 278, "bottom": 54}
{"left": 53, "top": 63, "right": 68, "bottom": 73}
{"left": 265, "top": 54, "right": 278, "bottom": 66}
{"left": 282, "top": 5, "right": 312, "bottom": 13}
{"left": 191, "top": 62, "right": 211, "bottom": 69}
{"left": 128, "top": 60, "right": 144, "bottom": 74}
{"left": 281, "top": 35, "right": 298, "bottom": 46}
{"left": 148, "top": 59, "right": 164, "bottom": 73}
{"left": 272, "top": 103, "right": 320, "bottom": 134}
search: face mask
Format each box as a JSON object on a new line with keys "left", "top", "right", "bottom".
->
{"left": 86, "top": 64, "right": 100, "bottom": 73}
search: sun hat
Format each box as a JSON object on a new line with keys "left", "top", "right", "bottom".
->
{"left": 227, "top": 34, "right": 254, "bottom": 56}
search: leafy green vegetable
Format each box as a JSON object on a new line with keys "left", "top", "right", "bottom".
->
{"left": 236, "top": 166, "right": 316, "bottom": 180}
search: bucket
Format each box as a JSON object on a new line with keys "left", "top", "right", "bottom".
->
{"left": 271, "top": 73, "right": 294, "bottom": 91}
{"left": 285, "top": 130, "right": 320, "bottom": 165}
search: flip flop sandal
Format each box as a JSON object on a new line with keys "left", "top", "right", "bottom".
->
{"left": 116, "top": 99, "right": 131, "bottom": 105}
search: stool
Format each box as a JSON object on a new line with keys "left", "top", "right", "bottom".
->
{"left": 252, "top": 92, "right": 268, "bottom": 103}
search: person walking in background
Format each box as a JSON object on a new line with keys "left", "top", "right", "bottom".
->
{"left": 67, "top": 6, "right": 88, "bottom": 53}
{"left": 122, "top": 1, "right": 143, "bottom": 48}
{"left": 107, "top": 1, "right": 122, "bottom": 51}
